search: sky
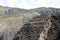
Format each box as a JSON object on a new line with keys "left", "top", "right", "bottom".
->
{"left": 0, "top": 0, "right": 60, "bottom": 9}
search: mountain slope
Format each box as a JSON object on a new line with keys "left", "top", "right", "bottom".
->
{"left": 0, "top": 6, "right": 60, "bottom": 40}
{"left": 13, "top": 13, "right": 60, "bottom": 40}
{"left": 0, "top": 6, "right": 41, "bottom": 40}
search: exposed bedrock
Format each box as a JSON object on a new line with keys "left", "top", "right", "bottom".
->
{"left": 0, "top": 13, "right": 40, "bottom": 40}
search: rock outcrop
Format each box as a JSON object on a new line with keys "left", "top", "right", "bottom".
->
{"left": 0, "top": 13, "right": 40, "bottom": 40}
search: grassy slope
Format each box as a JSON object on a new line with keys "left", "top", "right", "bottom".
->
{"left": 0, "top": 12, "right": 40, "bottom": 23}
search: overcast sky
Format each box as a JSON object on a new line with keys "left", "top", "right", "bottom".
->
{"left": 0, "top": 0, "right": 60, "bottom": 9}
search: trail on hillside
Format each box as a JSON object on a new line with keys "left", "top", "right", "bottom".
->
{"left": 13, "top": 14, "right": 45, "bottom": 40}
{"left": 39, "top": 14, "right": 51, "bottom": 40}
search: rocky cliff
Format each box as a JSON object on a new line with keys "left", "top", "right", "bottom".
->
{"left": 0, "top": 6, "right": 41, "bottom": 40}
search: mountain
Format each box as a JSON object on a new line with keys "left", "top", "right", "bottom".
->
{"left": 30, "top": 7, "right": 60, "bottom": 14}
{"left": 0, "top": 6, "right": 60, "bottom": 40}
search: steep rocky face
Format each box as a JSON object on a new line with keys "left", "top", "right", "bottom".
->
{"left": 0, "top": 13, "right": 40, "bottom": 40}
{"left": 0, "top": 6, "right": 42, "bottom": 40}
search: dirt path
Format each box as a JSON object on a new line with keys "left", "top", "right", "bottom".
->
{"left": 0, "top": 23, "right": 7, "bottom": 37}
{"left": 39, "top": 17, "right": 51, "bottom": 40}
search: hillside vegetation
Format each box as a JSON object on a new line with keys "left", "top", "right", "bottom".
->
{"left": 0, "top": 6, "right": 60, "bottom": 40}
